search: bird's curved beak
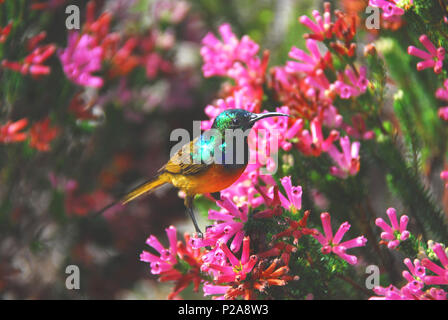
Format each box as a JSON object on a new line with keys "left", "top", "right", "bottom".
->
{"left": 249, "top": 112, "right": 290, "bottom": 125}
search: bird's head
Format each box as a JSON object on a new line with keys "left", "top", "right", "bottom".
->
{"left": 211, "top": 109, "right": 289, "bottom": 132}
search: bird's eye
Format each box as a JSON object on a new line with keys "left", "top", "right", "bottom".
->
{"left": 232, "top": 118, "right": 239, "bottom": 125}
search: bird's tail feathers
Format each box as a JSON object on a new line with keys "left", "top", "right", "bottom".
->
{"left": 121, "top": 174, "right": 168, "bottom": 204}
{"left": 94, "top": 174, "right": 169, "bottom": 217}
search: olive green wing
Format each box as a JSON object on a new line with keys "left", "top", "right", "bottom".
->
{"left": 160, "top": 137, "right": 213, "bottom": 176}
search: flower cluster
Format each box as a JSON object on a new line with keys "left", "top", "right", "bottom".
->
{"left": 408, "top": 34, "right": 445, "bottom": 74}
{"left": 201, "top": 23, "right": 268, "bottom": 106}
{"left": 371, "top": 241, "right": 448, "bottom": 300}
{"left": 375, "top": 207, "right": 410, "bottom": 249}
{"left": 201, "top": 4, "right": 371, "bottom": 181}
{"left": 313, "top": 212, "right": 367, "bottom": 265}
{"left": 142, "top": 177, "right": 368, "bottom": 299}
{"left": 59, "top": 32, "right": 104, "bottom": 88}
{"left": 369, "top": 207, "right": 447, "bottom": 300}
{"left": 140, "top": 226, "right": 204, "bottom": 299}
{"left": 0, "top": 117, "right": 59, "bottom": 151}
{"left": 436, "top": 79, "right": 448, "bottom": 121}
{"left": 2, "top": 32, "right": 56, "bottom": 78}
{"left": 369, "top": 0, "right": 407, "bottom": 20}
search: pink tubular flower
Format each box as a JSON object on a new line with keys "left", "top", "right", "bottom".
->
{"left": 278, "top": 176, "right": 302, "bottom": 213}
{"left": 58, "top": 32, "right": 104, "bottom": 88}
{"left": 371, "top": 247, "right": 448, "bottom": 300}
{"left": 408, "top": 35, "right": 445, "bottom": 74}
{"left": 202, "top": 282, "right": 231, "bottom": 300}
{"left": 201, "top": 89, "right": 257, "bottom": 130}
{"left": 141, "top": 226, "right": 178, "bottom": 274}
{"left": 205, "top": 237, "right": 258, "bottom": 284}
{"left": 439, "top": 107, "right": 448, "bottom": 121}
{"left": 369, "top": 0, "right": 406, "bottom": 19}
{"left": 141, "top": 226, "right": 204, "bottom": 299}
{"left": 321, "top": 105, "right": 343, "bottom": 128}
{"left": 204, "top": 239, "right": 297, "bottom": 300}
{"left": 436, "top": 79, "right": 448, "bottom": 101}
{"left": 435, "top": 79, "right": 448, "bottom": 121}
{"left": 286, "top": 39, "right": 330, "bottom": 73}
{"left": 201, "top": 23, "right": 259, "bottom": 77}
{"left": 2, "top": 33, "right": 56, "bottom": 78}
{"left": 313, "top": 212, "right": 367, "bottom": 265}
{"left": 342, "top": 114, "right": 375, "bottom": 140}
{"left": 375, "top": 208, "right": 410, "bottom": 249}
{"left": 296, "top": 117, "right": 339, "bottom": 156}
{"left": 190, "top": 196, "right": 248, "bottom": 271}
{"left": 327, "top": 136, "right": 361, "bottom": 178}
{"left": 0, "top": 119, "right": 28, "bottom": 143}
{"left": 299, "top": 3, "right": 332, "bottom": 41}
{"left": 333, "top": 66, "right": 369, "bottom": 99}
{"left": 402, "top": 258, "right": 426, "bottom": 293}
{"left": 371, "top": 284, "right": 447, "bottom": 300}
{"left": 252, "top": 106, "right": 304, "bottom": 152}
{"left": 441, "top": 170, "right": 448, "bottom": 188}
{"left": 422, "top": 243, "right": 448, "bottom": 286}
{"left": 200, "top": 23, "right": 267, "bottom": 104}
{"left": 219, "top": 163, "right": 275, "bottom": 209}
{"left": 370, "top": 284, "right": 411, "bottom": 300}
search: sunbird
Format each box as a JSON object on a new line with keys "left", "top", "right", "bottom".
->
{"left": 97, "top": 109, "right": 288, "bottom": 236}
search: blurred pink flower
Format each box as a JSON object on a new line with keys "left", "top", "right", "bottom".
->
{"left": 375, "top": 207, "right": 410, "bottom": 249}
{"left": 253, "top": 106, "right": 303, "bottom": 152}
{"left": 299, "top": 3, "right": 332, "bottom": 41}
{"left": 286, "top": 39, "right": 330, "bottom": 73}
{"left": 327, "top": 136, "right": 361, "bottom": 178}
{"left": 58, "top": 32, "right": 104, "bottom": 88}
{"left": 333, "top": 66, "right": 369, "bottom": 99}
{"left": 321, "top": 105, "right": 343, "bottom": 128}
{"left": 439, "top": 107, "right": 448, "bottom": 121}
{"left": 408, "top": 34, "right": 445, "bottom": 74}
{"left": 200, "top": 23, "right": 267, "bottom": 104}
{"left": 201, "top": 23, "right": 259, "bottom": 78}
{"left": 342, "top": 114, "right": 375, "bottom": 140}
{"left": 201, "top": 89, "right": 257, "bottom": 130}
{"left": 278, "top": 176, "right": 302, "bottom": 213}
{"left": 296, "top": 117, "right": 339, "bottom": 156}
{"left": 435, "top": 79, "right": 448, "bottom": 121}
{"left": 441, "top": 170, "right": 448, "bottom": 188}
{"left": 371, "top": 284, "right": 447, "bottom": 300}
{"left": 313, "top": 212, "right": 367, "bottom": 265}
{"left": 202, "top": 282, "right": 231, "bottom": 300}
{"left": 369, "top": 0, "right": 406, "bottom": 19}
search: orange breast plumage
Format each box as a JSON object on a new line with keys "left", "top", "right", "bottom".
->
{"left": 168, "top": 164, "right": 247, "bottom": 196}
